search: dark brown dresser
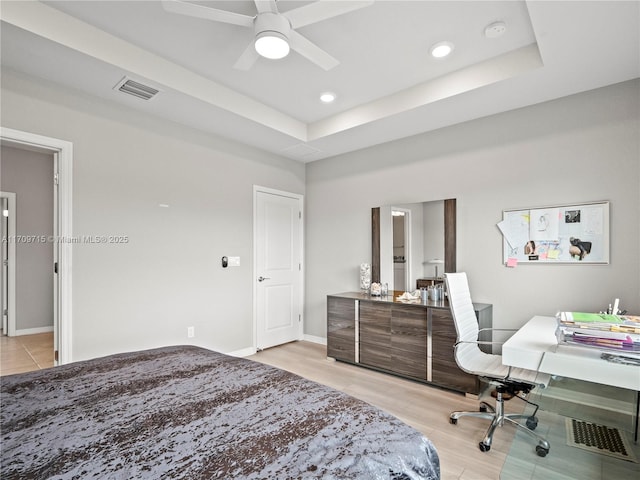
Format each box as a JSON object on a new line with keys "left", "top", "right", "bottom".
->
{"left": 327, "top": 291, "right": 492, "bottom": 394}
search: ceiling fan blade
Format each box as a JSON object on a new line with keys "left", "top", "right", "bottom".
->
{"left": 233, "top": 41, "right": 260, "bottom": 70}
{"left": 288, "top": 30, "right": 339, "bottom": 70}
{"left": 254, "top": 0, "right": 277, "bottom": 14}
{"left": 284, "top": 0, "right": 374, "bottom": 29}
{"left": 161, "top": 0, "right": 254, "bottom": 28}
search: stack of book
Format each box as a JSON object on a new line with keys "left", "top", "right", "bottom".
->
{"left": 556, "top": 311, "right": 640, "bottom": 354}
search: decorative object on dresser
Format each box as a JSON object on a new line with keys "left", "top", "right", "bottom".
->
{"left": 1, "top": 345, "right": 441, "bottom": 479}
{"left": 359, "top": 262, "right": 371, "bottom": 292}
{"left": 327, "top": 292, "right": 492, "bottom": 394}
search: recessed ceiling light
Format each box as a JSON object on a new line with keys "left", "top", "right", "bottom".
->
{"left": 430, "top": 41, "right": 454, "bottom": 58}
{"left": 320, "top": 92, "right": 336, "bottom": 103}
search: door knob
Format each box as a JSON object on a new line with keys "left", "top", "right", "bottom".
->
{"left": 258, "top": 276, "right": 271, "bottom": 282}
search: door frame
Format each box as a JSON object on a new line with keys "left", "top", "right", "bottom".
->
{"left": 0, "top": 127, "right": 73, "bottom": 365}
{"left": 1, "top": 192, "right": 16, "bottom": 336}
{"left": 252, "top": 185, "right": 304, "bottom": 351}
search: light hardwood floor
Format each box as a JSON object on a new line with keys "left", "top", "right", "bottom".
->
{"left": 0, "top": 332, "right": 54, "bottom": 376}
{"left": 2, "top": 335, "right": 525, "bottom": 479}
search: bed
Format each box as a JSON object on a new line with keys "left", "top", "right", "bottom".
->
{"left": 1, "top": 345, "right": 440, "bottom": 479}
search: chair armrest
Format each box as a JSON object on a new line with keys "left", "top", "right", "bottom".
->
{"left": 478, "top": 327, "right": 518, "bottom": 333}
{"left": 454, "top": 339, "right": 504, "bottom": 347}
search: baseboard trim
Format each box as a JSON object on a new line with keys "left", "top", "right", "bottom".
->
{"left": 228, "top": 336, "right": 326, "bottom": 357}
{"left": 303, "top": 334, "right": 326, "bottom": 345}
{"left": 227, "top": 346, "right": 257, "bottom": 358}
{"left": 13, "top": 326, "right": 54, "bottom": 336}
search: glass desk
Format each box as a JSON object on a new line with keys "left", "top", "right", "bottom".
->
{"left": 501, "top": 377, "right": 640, "bottom": 479}
{"left": 501, "top": 316, "right": 640, "bottom": 479}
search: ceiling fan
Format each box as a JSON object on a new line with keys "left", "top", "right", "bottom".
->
{"left": 161, "top": 0, "right": 374, "bottom": 70}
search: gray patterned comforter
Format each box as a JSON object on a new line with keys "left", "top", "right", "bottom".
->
{"left": 1, "top": 345, "right": 439, "bottom": 479}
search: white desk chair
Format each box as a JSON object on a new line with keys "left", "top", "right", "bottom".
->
{"left": 445, "top": 272, "right": 551, "bottom": 457}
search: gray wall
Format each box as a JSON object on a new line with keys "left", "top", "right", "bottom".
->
{"left": 0, "top": 146, "right": 54, "bottom": 331}
{"left": 305, "top": 79, "right": 640, "bottom": 340}
{"left": 1, "top": 70, "right": 305, "bottom": 361}
{"left": 2, "top": 68, "right": 638, "bottom": 359}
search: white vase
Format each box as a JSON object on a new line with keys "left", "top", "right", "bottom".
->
{"left": 359, "top": 263, "right": 371, "bottom": 291}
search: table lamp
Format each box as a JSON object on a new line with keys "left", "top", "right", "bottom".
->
{"left": 428, "top": 259, "right": 444, "bottom": 279}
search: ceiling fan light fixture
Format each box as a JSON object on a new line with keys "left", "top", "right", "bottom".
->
{"left": 255, "top": 31, "right": 290, "bottom": 59}
{"left": 430, "top": 41, "right": 454, "bottom": 58}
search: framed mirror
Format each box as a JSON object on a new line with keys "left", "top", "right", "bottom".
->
{"left": 372, "top": 199, "right": 456, "bottom": 291}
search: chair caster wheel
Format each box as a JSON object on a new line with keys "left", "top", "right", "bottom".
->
{"left": 536, "top": 445, "right": 549, "bottom": 457}
{"left": 479, "top": 442, "right": 491, "bottom": 452}
{"left": 450, "top": 417, "right": 457, "bottom": 425}
{"left": 526, "top": 416, "right": 538, "bottom": 430}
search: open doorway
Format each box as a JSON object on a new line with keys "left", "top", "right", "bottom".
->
{"left": 1, "top": 147, "right": 55, "bottom": 337}
{"left": 1, "top": 146, "right": 55, "bottom": 372}
{"left": 0, "top": 127, "right": 73, "bottom": 365}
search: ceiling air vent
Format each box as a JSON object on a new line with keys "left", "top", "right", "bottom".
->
{"left": 114, "top": 77, "right": 160, "bottom": 101}
{"left": 281, "top": 143, "right": 323, "bottom": 162}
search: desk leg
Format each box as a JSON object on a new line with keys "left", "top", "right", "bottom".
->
{"left": 635, "top": 391, "right": 639, "bottom": 443}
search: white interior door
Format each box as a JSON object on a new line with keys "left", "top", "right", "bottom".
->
{"left": 255, "top": 187, "right": 303, "bottom": 350}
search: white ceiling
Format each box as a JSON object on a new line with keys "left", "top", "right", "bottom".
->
{"left": 1, "top": 1, "right": 638, "bottom": 162}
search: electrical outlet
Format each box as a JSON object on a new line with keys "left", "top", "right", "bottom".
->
{"left": 187, "top": 326, "right": 195, "bottom": 338}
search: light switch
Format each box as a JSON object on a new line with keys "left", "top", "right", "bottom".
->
{"left": 228, "top": 256, "right": 240, "bottom": 267}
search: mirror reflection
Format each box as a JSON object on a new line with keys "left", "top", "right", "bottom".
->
{"left": 372, "top": 199, "right": 456, "bottom": 292}
{"left": 392, "top": 209, "right": 408, "bottom": 291}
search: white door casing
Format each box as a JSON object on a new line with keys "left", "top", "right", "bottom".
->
{"left": 254, "top": 186, "right": 303, "bottom": 350}
{"left": 0, "top": 127, "right": 73, "bottom": 364}
{"left": 0, "top": 193, "right": 16, "bottom": 336}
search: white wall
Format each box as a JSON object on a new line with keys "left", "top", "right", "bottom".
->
{"left": 1, "top": 70, "right": 305, "bottom": 361}
{"left": 0, "top": 146, "right": 54, "bottom": 331}
{"left": 305, "top": 79, "right": 640, "bottom": 340}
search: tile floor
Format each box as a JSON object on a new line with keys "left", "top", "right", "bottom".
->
{"left": 0, "top": 332, "right": 54, "bottom": 376}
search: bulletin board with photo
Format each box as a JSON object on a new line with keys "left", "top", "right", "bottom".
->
{"left": 498, "top": 201, "right": 610, "bottom": 265}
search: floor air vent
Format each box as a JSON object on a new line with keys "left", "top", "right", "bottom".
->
{"left": 114, "top": 77, "right": 160, "bottom": 100}
{"left": 565, "top": 418, "right": 638, "bottom": 462}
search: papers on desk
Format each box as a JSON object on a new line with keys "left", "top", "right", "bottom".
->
{"left": 556, "top": 312, "right": 640, "bottom": 355}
